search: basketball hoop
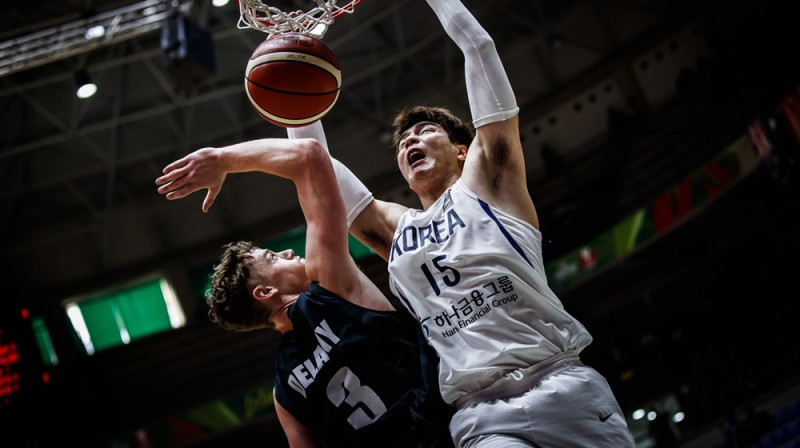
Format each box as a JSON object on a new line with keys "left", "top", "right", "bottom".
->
{"left": 237, "top": 0, "right": 363, "bottom": 38}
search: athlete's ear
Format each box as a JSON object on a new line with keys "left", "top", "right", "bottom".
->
{"left": 253, "top": 285, "right": 275, "bottom": 302}
{"left": 455, "top": 144, "right": 468, "bottom": 161}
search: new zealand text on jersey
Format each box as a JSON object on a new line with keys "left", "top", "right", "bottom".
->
{"left": 390, "top": 208, "right": 466, "bottom": 261}
{"left": 287, "top": 319, "right": 340, "bottom": 398}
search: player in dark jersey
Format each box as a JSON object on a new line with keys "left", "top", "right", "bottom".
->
{"left": 155, "top": 129, "right": 454, "bottom": 448}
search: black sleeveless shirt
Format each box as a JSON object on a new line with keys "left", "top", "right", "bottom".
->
{"left": 274, "top": 282, "right": 455, "bottom": 447}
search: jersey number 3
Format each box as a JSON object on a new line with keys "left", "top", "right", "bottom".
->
{"left": 327, "top": 366, "right": 388, "bottom": 429}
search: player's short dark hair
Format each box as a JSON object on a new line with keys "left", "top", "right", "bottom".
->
{"left": 391, "top": 106, "right": 474, "bottom": 152}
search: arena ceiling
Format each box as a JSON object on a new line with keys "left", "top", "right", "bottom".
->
{"left": 2, "top": 0, "right": 739, "bottom": 304}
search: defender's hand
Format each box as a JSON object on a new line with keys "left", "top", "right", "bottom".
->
{"left": 155, "top": 147, "right": 227, "bottom": 213}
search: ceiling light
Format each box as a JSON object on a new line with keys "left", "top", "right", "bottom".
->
{"left": 212, "top": 0, "right": 230, "bottom": 6}
{"left": 75, "top": 70, "right": 97, "bottom": 99}
{"left": 84, "top": 25, "right": 105, "bottom": 39}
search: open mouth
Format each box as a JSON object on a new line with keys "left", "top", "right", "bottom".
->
{"left": 407, "top": 149, "right": 425, "bottom": 166}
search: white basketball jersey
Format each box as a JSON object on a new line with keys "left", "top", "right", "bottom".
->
{"left": 388, "top": 179, "right": 593, "bottom": 406}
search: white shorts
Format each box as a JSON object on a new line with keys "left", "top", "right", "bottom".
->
{"left": 449, "top": 365, "right": 636, "bottom": 448}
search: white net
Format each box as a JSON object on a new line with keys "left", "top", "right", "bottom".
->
{"left": 237, "top": 0, "right": 362, "bottom": 38}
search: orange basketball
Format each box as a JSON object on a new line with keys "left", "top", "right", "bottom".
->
{"left": 245, "top": 32, "right": 341, "bottom": 128}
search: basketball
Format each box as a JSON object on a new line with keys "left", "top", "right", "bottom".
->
{"left": 245, "top": 32, "right": 341, "bottom": 128}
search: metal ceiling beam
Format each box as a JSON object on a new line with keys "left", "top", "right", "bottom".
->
{"left": 0, "top": 0, "right": 193, "bottom": 78}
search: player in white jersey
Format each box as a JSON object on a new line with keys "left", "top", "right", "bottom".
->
{"left": 316, "top": 0, "right": 638, "bottom": 446}
{"left": 387, "top": 178, "right": 593, "bottom": 408}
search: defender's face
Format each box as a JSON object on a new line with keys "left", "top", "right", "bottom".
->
{"left": 249, "top": 248, "right": 307, "bottom": 294}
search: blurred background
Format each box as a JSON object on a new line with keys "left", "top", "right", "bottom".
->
{"left": 1, "top": 0, "right": 800, "bottom": 447}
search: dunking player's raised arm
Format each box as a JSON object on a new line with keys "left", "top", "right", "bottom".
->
{"left": 425, "top": 0, "right": 537, "bottom": 228}
{"left": 425, "top": 0, "right": 519, "bottom": 128}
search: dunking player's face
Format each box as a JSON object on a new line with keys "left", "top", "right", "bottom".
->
{"left": 396, "top": 121, "right": 465, "bottom": 193}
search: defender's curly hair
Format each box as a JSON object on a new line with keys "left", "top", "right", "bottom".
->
{"left": 206, "top": 241, "right": 270, "bottom": 332}
{"left": 391, "top": 106, "right": 475, "bottom": 152}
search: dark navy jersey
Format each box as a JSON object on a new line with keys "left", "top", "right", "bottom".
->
{"left": 274, "top": 282, "right": 455, "bottom": 448}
